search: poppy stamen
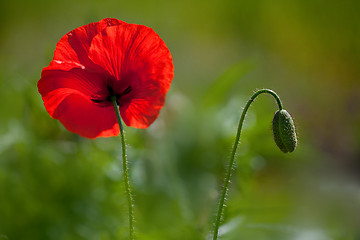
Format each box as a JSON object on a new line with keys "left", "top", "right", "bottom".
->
{"left": 107, "top": 85, "right": 115, "bottom": 96}
{"left": 123, "top": 86, "right": 132, "bottom": 95}
{"left": 91, "top": 98, "right": 103, "bottom": 103}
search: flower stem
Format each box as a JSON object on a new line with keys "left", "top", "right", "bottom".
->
{"left": 212, "top": 89, "right": 283, "bottom": 240}
{"left": 111, "top": 97, "right": 134, "bottom": 240}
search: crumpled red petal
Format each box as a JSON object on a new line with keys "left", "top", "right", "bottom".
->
{"left": 46, "top": 18, "right": 125, "bottom": 72}
{"left": 38, "top": 69, "right": 117, "bottom": 138}
{"left": 38, "top": 68, "right": 108, "bottom": 98}
{"left": 48, "top": 93, "right": 119, "bottom": 138}
{"left": 89, "top": 24, "right": 174, "bottom": 128}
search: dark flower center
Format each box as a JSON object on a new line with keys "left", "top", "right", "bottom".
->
{"left": 91, "top": 85, "right": 132, "bottom": 105}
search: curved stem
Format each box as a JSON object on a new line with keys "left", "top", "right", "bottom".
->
{"left": 212, "top": 89, "right": 283, "bottom": 239}
{"left": 111, "top": 97, "right": 134, "bottom": 240}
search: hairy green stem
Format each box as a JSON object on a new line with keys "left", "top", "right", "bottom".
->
{"left": 212, "top": 89, "right": 283, "bottom": 239}
{"left": 111, "top": 97, "right": 134, "bottom": 240}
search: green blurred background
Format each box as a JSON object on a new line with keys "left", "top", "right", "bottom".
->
{"left": 1, "top": 0, "right": 359, "bottom": 239}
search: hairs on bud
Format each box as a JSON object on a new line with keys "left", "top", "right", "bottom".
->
{"left": 272, "top": 109, "right": 297, "bottom": 153}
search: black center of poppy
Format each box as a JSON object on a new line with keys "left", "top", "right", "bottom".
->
{"left": 91, "top": 85, "right": 132, "bottom": 105}
{"left": 107, "top": 85, "right": 115, "bottom": 97}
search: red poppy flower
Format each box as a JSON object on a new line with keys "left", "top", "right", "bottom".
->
{"left": 38, "top": 18, "right": 174, "bottom": 138}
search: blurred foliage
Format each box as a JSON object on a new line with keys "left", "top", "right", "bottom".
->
{"left": 1, "top": 0, "right": 360, "bottom": 239}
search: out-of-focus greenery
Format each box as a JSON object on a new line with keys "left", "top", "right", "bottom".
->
{"left": 1, "top": 0, "right": 359, "bottom": 239}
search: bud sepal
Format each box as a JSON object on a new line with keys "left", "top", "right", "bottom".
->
{"left": 272, "top": 109, "right": 297, "bottom": 153}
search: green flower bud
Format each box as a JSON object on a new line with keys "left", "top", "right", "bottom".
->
{"left": 272, "top": 109, "right": 297, "bottom": 153}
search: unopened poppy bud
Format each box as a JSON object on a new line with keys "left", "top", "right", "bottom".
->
{"left": 272, "top": 109, "right": 297, "bottom": 153}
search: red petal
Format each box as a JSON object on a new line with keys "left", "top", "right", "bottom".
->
{"left": 44, "top": 91, "right": 119, "bottom": 138}
{"left": 38, "top": 69, "right": 119, "bottom": 138}
{"left": 38, "top": 68, "right": 109, "bottom": 99}
{"left": 49, "top": 18, "right": 126, "bottom": 72}
{"left": 88, "top": 24, "right": 174, "bottom": 128}
{"left": 120, "top": 96, "right": 165, "bottom": 128}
